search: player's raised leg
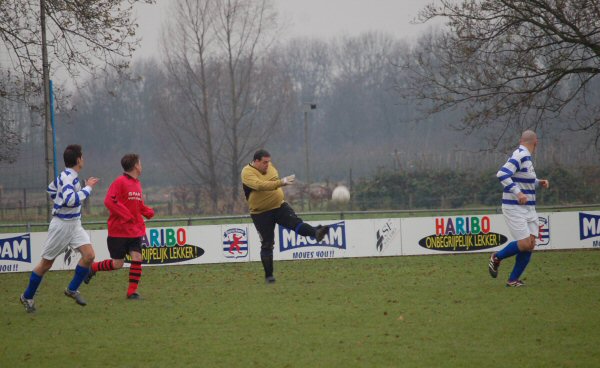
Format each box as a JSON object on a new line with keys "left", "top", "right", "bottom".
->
{"left": 276, "top": 203, "right": 330, "bottom": 242}
{"left": 85, "top": 259, "right": 116, "bottom": 284}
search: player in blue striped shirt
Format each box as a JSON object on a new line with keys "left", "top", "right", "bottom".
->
{"left": 489, "top": 131, "right": 549, "bottom": 287}
{"left": 20, "top": 144, "right": 99, "bottom": 312}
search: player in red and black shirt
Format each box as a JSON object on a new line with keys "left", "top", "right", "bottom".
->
{"left": 85, "top": 153, "right": 154, "bottom": 299}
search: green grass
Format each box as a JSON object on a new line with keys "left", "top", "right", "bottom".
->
{"left": 2, "top": 251, "right": 600, "bottom": 367}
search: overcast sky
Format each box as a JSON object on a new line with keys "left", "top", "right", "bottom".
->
{"left": 132, "top": 0, "right": 439, "bottom": 60}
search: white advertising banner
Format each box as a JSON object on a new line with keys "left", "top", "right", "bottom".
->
{"left": 547, "top": 211, "right": 600, "bottom": 250}
{"left": 139, "top": 225, "right": 216, "bottom": 266}
{"left": 275, "top": 220, "right": 353, "bottom": 261}
{"left": 1, "top": 211, "right": 598, "bottom": 273}
{"left": 273, "top": 219, "right": 401, "bottom": 261}
{"left": 371, "top": 218, "right": 402, "bottom": 257}
{"left": 400, "top": 214, "right": 511, "bottom": 256}
{"left": 0, "top": 232, "right": 43, "bottom": 273}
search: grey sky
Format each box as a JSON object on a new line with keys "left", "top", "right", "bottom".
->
{"left": 132, "top": 0, "right": 439, "bottom": 60}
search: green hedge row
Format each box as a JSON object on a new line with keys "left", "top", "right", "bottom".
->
{"left": 352, "top": 166, "right": 600, "bottom": 210}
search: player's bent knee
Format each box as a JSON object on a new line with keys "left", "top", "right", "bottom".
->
{"left": 130, "top": 251, "right": 142, "bottom": 262}
{"left": 519, "top": 238, "right": 535, "bottom": 251}
{"left": 113, "top": 259, "right": 125, "bottom": 269}
{"left": 82, "top": 253, "right": 95, "bottom": 263}
{"left": 36, "top": 259, "right": 54, "bottom": 274}
{"left": 517, "top": 238, "right": 532, "bottom": 252}
{"left": 528, "top": 237, "right": 537, "bottom": 251}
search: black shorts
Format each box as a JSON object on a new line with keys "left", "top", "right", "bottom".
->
{"left": 251, "top": 202, "right": 304, "bottom": 248}
{"left": 107, "top": 236, "right": 143, "bottom": 259}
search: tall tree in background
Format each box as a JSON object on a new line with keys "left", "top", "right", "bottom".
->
{"left": 160, "top": 0, "right": 221, "bottom": 212}
{"left": 0, "top": 100, "right": 22, "bottom": 163}
{"left": 0, "top": 127, "right": 20, "bottom": 163}
{"left": 275, "top": 38, "right": 332, "bottom": 179}
{"left": 401, "top": 0, "right": 600, "bottom": 146}
{"left": 213, "top": 0, "right": 292, "bottom": 211}
{"left": 329, "top": 32, "right": 404, "bottom": 145}
{"left": 280, "top": 38, "right": 332, "bottom": 104}
{"left": 0, "top": 0, "right": 155, "bottom": 107}
{"left": 0, "top": 68, "right": 26, "bottom": 162}
{"left": 322, "top": 32, "right": 407, "bottom": 171}
{"left": 0, "top": 0, "right": 155, "bottom": 216}
{"left": 160, "top": 0, "right": 292, "bottom": 212}
{"left": 61, "top": 61, "right": 165, "bottom": 172}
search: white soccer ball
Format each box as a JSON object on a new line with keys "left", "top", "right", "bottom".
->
{"left": 331, "top": 185, "right": 351, "bottom": 203}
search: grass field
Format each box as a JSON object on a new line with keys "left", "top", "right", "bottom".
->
{"left": 2, "top": 250, "right": 600, "bottom": 367}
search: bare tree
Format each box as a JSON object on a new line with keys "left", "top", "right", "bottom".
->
{"left": 279, "top": 38, "right": 333, "bottom": 103}
{"left": 1, "top": 0, "right": 155, "bottom": 218}
{"left": 0, "top": 102, "right": 22, "bottom": 163}
{"left": 331, "top": 32, "right": 404, "bottom": 141}
{"left": 159, "top": 0, "right": 221, "bottom": 212}
{"left": 400, "top": 0, "right": 600, "bottom": 146}
{"left": 0, "top": 67, "right": 23, "bottom": 163}
{"left": 317, "top": 31, "right": 410, "bottom": 169}
{"left": 0, "top": 0, "right": 155, "bottom": 107}
{"left": 274, "top": 38, "right": 333, "bottom": 194}
{"left": 160, "top": 0, "right": 292, "bottom": 213}
{"left": 213, "top": 0, "right": 292, "bottom": 211}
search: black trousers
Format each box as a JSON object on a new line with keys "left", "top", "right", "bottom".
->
{"left": 251, "top": 202, "right": 316, "bottom": 251}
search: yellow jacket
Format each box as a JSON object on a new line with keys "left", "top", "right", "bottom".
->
{"left": 241, "top": 163, "right": 285, "bottom": 214}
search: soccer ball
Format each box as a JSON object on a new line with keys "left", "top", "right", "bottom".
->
{"left": 331, "top": 185, "right": 351, "bottom": 203}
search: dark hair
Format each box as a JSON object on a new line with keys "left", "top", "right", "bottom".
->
{"left": 121, "top": 153, "right": 140, "bottom": 172}
{"left": 253, "top": 149, "right": 270, "bottom": 161}
{"left": 63, "top": 144, "right": 82, "bottom": 168}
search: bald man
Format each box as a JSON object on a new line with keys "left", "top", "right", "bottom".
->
{"left": 489, "top": 130, "right": 549, "bottom": 287}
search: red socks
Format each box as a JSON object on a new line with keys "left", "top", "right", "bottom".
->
{"left": 91, "top": 259, "right": 115, "bottom": 273}
{"left": 91, "top": 259, "right": 143, "bottom": 297}
{"left": 127, "top": 261, "right": 142, "bottom": 296}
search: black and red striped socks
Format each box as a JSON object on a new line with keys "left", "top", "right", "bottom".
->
{"left": 91, "top": 259, "right": 115, "bottom": 273}
{"left": 127, "top": 261, "right": 142, "bottom": 296}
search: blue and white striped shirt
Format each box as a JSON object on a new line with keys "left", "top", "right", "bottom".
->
{"left": 47, "top": 168, "right": 93, "bottom": 220}
{"left": 497, "top": 145, "right": 539, "bottom": 207}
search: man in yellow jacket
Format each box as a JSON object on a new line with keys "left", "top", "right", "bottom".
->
{"left": 241, "top": 149, "right": 329, "bottom": 283}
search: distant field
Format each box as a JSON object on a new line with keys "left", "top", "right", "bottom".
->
{"left": 2, "top": 251, "right": 600, "bottom": 367}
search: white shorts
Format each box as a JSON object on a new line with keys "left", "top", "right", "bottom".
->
{"left": 41, "top": 217, "right": 91, "bottom": 260}
{"left": 502, "top": 206, "right": 539, "bottom": 241}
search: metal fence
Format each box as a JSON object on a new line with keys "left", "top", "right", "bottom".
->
{"left": 1, "top": 203, "right": 598, "bottom": 233}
